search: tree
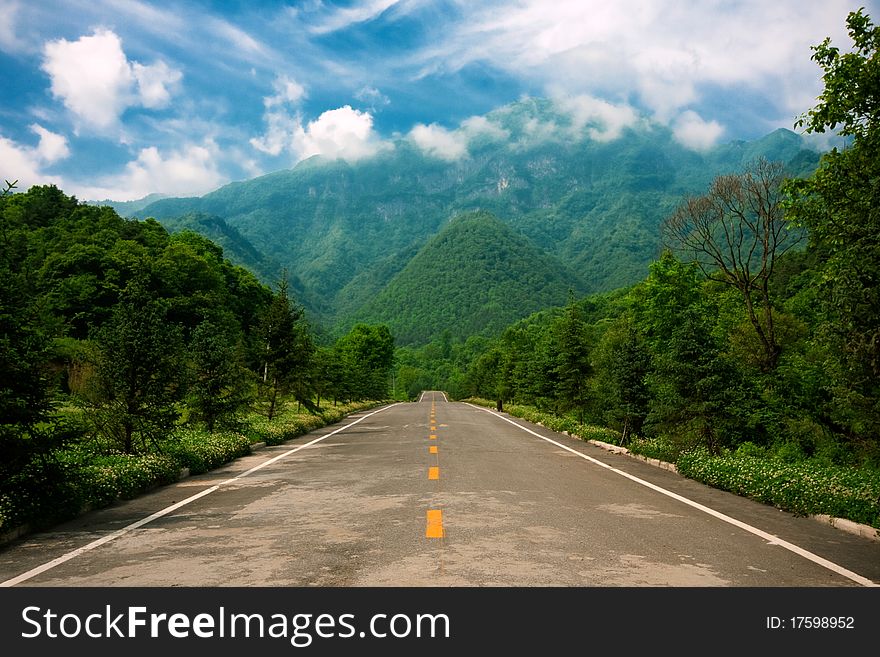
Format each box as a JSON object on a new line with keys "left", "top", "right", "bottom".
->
{"left": 335, "top": 324, "right": 395, "bottom": 401}
{"left": 645, "top": 307, "right": 742, "bottom": 454}
{"left": 551, "top": 295, "right": 592, "bottom": 422}
{"left": 785, "top": 7, "right": 880, "bottom": 442}
{"left": 87, "top": 278, "right": 185, "bottom": 454}
{"left": 594, "top": 316, "right": 651, "bottom": 445}
{"left": 662, "top": 158, "right": 800, "bottom": 371}
{"left": 187, "top": 320, "right": 254, "bottom": 431}
{"left": 630, "top": 250, "right": 704, "bottom": 351}
{"left": 257, "top": 275, "right": 314, "bottom": 419}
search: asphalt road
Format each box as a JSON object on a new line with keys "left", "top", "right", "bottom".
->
{"left": 1, "top": 392, "right": 879, "bottom": 587}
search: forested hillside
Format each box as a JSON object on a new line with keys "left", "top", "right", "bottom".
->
{"left": 345, "top": 211, "right": 588, "bottom": 344}
{"left": 131, "top": 101, "right": 821, "bottom": 334}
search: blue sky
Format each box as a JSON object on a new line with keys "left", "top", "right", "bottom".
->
{"left": 0, "top": 0, "right": 874, "bottom": 201}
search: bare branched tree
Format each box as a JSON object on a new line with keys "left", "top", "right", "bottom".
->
{"left": 662, "top": 158, "right": 802, "bottom": 371}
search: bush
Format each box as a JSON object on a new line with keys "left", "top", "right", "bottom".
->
{"left": 77, "top": 454, "right": 180, "bottom": 507}
{"left": 676, "top": 450, "right": 880, "bottom": 529}
{"left": 165, "top": 429, "right": 252, "bottom": 474}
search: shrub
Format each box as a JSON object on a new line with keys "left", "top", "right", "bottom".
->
{"left": 676, "top": 451, "right": 880, "bottom": 528}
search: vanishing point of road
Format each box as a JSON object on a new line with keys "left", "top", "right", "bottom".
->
{"left": 2, "top": 392, "right": 878, "bottom": 587}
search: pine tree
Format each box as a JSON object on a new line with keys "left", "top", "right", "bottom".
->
{"left": 187, "top": 320, "right": 254, "bottom": 431}
{"left": 552, "top": 295, "right": 592, "bottom": 422}
{"left": 88, "top": 277, "right": 185, "bottom": 454}
{"left": 258, "top": 275, "right": 314, "bottom": 420}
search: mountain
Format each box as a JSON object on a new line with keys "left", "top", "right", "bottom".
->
{"left": 89, "top": 193, "right": 168, "bottom": 216}
{"left": 344, "top": 211, "right": 587, "bottom": 345}
{"left": 152, "top": 212, "right": 328, "bottom": 320}
{"left": 134, "top": 98, "right": 822, "bottom": 340}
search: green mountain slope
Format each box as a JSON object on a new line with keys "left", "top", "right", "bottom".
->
{"left": 134, "top": 98, "right": 821, "bottom": 334}
{"left": 344, "top": 211, "right": 588, "bottom": 345}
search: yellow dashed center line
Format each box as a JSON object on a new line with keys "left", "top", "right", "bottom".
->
{"left": 426, "top": 509, "right": 444, "bottom": 538}
{"left": 427, "top": 397, "right": 445, "bottom": 545}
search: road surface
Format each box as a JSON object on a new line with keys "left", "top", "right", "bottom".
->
{"left": 1, "top": 392, "right": 878, "bottom": 587}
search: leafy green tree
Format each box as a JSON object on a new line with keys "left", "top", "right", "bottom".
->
{"left": 594, "top": 316, "right": 651, "bottom": 444}
{"left": 785, "top": 7, "right": 880, "bottom": 443}
{"left": 336, "top": 323, "right": 395, "bottom": 400}
{"left": 630, "top": 250, "right": 704, "bottom": 351}
{"left": 187, "top": 320, "right": 254, "bottom": 431}
{"left": 645, "top": 307, "right": 742, "bottom": 454}
{"left": 87, "top": 277, "right": 185, "bottom": 454}
{"left": 551, "top": 295, "right": 592, "bottom": 422}
{"left": 258, "top": 275, "right": 314, "bottom": 419}
{"left": 0, "top": 179, "right": 70, "bottom": 491}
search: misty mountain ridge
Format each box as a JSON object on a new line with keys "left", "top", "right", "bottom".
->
{"left": 125, "top": 98, "right": 821, "bottom": 343}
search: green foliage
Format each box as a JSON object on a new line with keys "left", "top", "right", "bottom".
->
{"left": 257, "top": 275, "right": 315, "bottom": 419}
{"left": 345, "top": 211, "right": 586, "bottom": 345}
{"left": 164, "top": 429, "right": 252, "bottom": 475}
{"left": 784, "top": 7, "right": 880, "bottom": 445}
{"left": 334, "top": 323, "right": 395, "bottom": 400}
{"left": 85, "top": 278, "right": 186, "bottom": 454}
{"left": 550, "top": 295, "right": 593, "bottom": 421}
{"left": 593, "top": 315, "right": 651, "bottom": 443}
{"left": 677, "top": 450, "right": 880, "bottom": 529}
{"left": 187, "top": 320, "right": 255, "bottom": 431}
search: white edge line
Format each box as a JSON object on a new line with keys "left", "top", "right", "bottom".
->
{"left": 466, "top": 403, "right": 879, "bottom": 588}
{"left": 1, "top": 403, "right": 401, "bottom": 587}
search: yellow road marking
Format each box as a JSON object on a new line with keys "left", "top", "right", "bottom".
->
{"left": 426, "top": 509, "right": 444, "bottom": 538}
{"left": 428, "top": 466, "right": 440, "bottom": 480}
{"left": 429, "top": 445, "right": 438, "bottom": 454}
{"left": 430, "top": 426, "right": 436, "bottom": 431}
{"left": 430, "top": 434, "right": 436, "bottom": 439}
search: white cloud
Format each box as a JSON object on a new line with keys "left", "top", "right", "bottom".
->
{"left": 460, "top": 115, "right": 509, "bottom": 141}
{"left": 206, "top": 17, "right": 269, "bottom": 59}
{"left": 0, "top": 0, "right": 23, "bottom": 52}
{"left": 672, "top": 110, "right": 724, "bottom": 151}
{"left": 554, "top": 94, "right": 640, "bottom": 142}
{"left": 41, "top": 28, "right": 181, "bottom": 132}
{"left": 132, "top": 60, "right": 182, "bottom": 108}
{"left": 355, "top": 85, "right": 390, "bottom": 111}
{"left": 419, "top": 0, "right": 858, "bottom": 129}
{"left": 407, "top": 114, "right": 510, "bottom": 160}
{"left": 408, "top": 122, "right": 468, "bottom": 160}
{"left": 250, "top": 110, "right": 300, "bottom": 157}
{"left": 252, "top": 105, "right": 390, "bottom": 162}
{"left": 309, "top": 0, "right": 403, "bottom": 35}
{"left": 30, "top": 123, "right": 70, "bottom": 162}
{"left": 72, "top": 141, "right": 226, "bottom": 201}
{"left": 0, "top": 124, "right": 69, "bottom": 190}
{"left": 295, "top": 106, "right": 389, "bottom": 161}
{"left": 264, "top": 75, "right": 307, "bottom": 108}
